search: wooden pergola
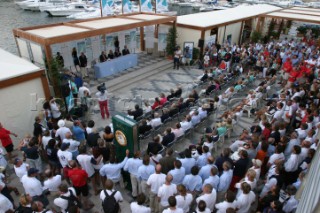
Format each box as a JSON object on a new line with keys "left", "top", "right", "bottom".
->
{"left": 259, "top": 7, "right": 320, "bottom": 27}
{"left": 13, "top": 12, "right": 177, "bottom": 62}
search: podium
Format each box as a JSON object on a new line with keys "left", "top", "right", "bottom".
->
{"left": 112, "top": 113, "right": 139, "bottom": 160}
{"left": 112, "top": 113, "right": 139, "bottom": 190}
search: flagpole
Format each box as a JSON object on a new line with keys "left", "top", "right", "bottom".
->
{"left": 155, "top": 0, "right": 157, "bottom": 13}
{"left": 100, "top": 0, "right": 103, "bottom": 17}
{"left": 139, "top": 0, "right": 141, "bottom": 13}
{"left": 122, "top": 0, "right": 124, "bottom": 14}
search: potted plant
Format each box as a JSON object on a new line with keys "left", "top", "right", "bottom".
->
{"left": 251, "top": 31, "right": 262, "bottom": 43}
{"left": 297, "top": 26, "right": 307, "bottom": 37}
{"left": 166, "top": 25, "right": 177, "bottom": 59}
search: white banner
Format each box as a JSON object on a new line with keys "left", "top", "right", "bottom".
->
{"left": 205, "top": 34, "right": 216, "bottom": 47}
{"left": 119, "top": 31, "right": 126, "bottom": 50}
{"left": 130, "top": 30, "right": 136, "bottom": 50}
{"left": 158, "top": 25, "right": 169, "bottom": 51}
{"left": 145, "top": 26, "right": 154, "bottom": 49}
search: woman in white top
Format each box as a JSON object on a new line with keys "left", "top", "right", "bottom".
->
{"left": 49, "top": 97, "right": 61, "bottom": 121}
{"left": 175, "top": 184, "right": 193, "bottom": 213}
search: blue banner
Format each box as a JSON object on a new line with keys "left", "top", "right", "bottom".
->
{"left": 140, "top": 0, "right": 152, "bottom": 12}
{"left": 123, "top": 0, "right": 132, "bottom": 13}
{"left": 156, "top": 0, "right": 168, "bottom": 12}
{"left": 101, "top": 0, "right": 114, "bottom": 16}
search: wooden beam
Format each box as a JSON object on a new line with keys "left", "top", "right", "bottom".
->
{"left": 140, "top": 27, "right": 145, "bottom": 51}
{"left": 261, "top": 14, "right": 320, "bottom": 25}
{"left": 281, "top": 10, "right": 320, "bottom": 17}
{"left": 239, "top": 21, "right": 244, "bottom": 45}
{"left": 13, "top": 29, "right": 47, "bottom": 46}
{"left": 0, "top": 70, "right": 42, "bottom": 89}
{"left": 63, "top": 22, "right": 95, "bottom": 30}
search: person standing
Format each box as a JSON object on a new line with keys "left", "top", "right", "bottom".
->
{"left": 0, "top": 122, "right": 17, "bottom": 161}
{"left": 123, "top": 151, "right": 142, "bottom": 199}
{"left": 162, "top": 196, "right": 183, "bottom": 213}
{"left": 49, "top": 97, "right": 61, "bottom": 122}
{"left": 130, "top": 193, "right": 151, "bottom": 213}
{"left": 173, "top": 47, "right": 182, "bottom": 70}
{"left": 68, "top": 160, "right": 93, "bottom": 210}
{"left": 157, "top": 174, "right": 177, "bottom": 212}
{"left": 54, "top": 183, "right": 77, "bottom": 213}
{"left": 100, "top": 179, "right": 123, "bottom": 213}
{"left": 138, "top": 155, "right": 155, "bottom": 203}
{"left": 63, "top": 132, "right": 80, "bottom": 160}
{"left": 79, "top": 52, "right": 88, "bottom": 78}
{"left": 196, "top": 184, "right": 217, "bottom": 212}
{"left": 72, "top": 47, "right": 80, "bottom": 71}
{"left": 147, "top": 164, "right": 166, "bottom": 213}
{"left": 96, "top": 85, "right": 110, "bottom": 119}
{"left": 56, "top": 52, "right": 64, "bottom": 68}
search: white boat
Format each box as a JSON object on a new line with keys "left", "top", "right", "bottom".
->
{"left": 67, "top": 8, "right": 101, "bottom": 19}
{"left": 26, "top": 0, "right": 67, "bottom": 12}
{"left": 199, "top": 5, "right": 229, "bottom": 12}
{"left": 45, "top": 2, "right": 96, "bottom": 17}
{"left": 16, "top": 0, "right": 42, "bottom": 10}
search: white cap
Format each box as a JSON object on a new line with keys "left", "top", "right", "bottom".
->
{"left": 57, "top": 120, "right": 65, "bottom": 128}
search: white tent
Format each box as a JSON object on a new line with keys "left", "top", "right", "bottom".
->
{"left": 0, "top": 49, "right": 50, "bottom": 148}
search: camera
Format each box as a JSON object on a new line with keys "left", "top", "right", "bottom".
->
{"left": 97, "top": 83, "right": 106, "bottom": 93}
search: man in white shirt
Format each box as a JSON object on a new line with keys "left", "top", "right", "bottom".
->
{"left": 180, "top": 115, "right": 192, "bottom": 132}
{"left": 130, "top": 193, "right": 151, "bottom": 213}
{"left": 0, "top": 193, "right": 13, "bottom": 213}
{"left": 99, "top": 179, "right": 123, "bottom": 209}
{"left": 76, "top": 146, "right": 97, "bottom": 194}
{"left": 234, "top": 182, "right": 255, "bottom": 213}
{"left": 41, "top": 130, "right": 53, "bottom": 149}
{"left": 96, "top": 84, "right": 110, "bottom": 119}
{"left": 21, "top": 168, "right": 49, "bottom": 206}
{"left": 13, "top": 158, "right": 29, "bottom": 181}
{"left": 163, "top": 196, "right": 183, "bottom": 213}
{"left": 271, "top": 102, "right": 284, "bottom": 124}
{"left": 50, "top": 98, "right": 61, "bottom": 120}
{"left": 54, "top": 184, "right": 77, "bottom": 213}
{"left": 215, "top": 190, "right": 236, "bottom": 213}
{"left": 124, "top": 151, "right": 143, "bottom": 198}
{"left": 196, "top": 184, "right": 217, "bottom": 212}
{"left": 148, "top": 113, "right": 162, "bottom": 128}
{"left": 157, "top": 174, "right": 177, "bottom": 212}
{"left": 284, "top": 132, "right": 299, "bottom": 159}
{"left": 57, "top": 143, "right": 72, "bottom": 169}
{"left": 43, "top": 169, "right": 61, "bottom": 192}
{"left": 63, "top": 132, "right": 80, "bottom": 159}
{"left": 147, "top": 164, "right": 166, "bottom": 213}
{"left": 173, "top": 47, "right": 182, "bottom": 70}
{"left": 55, "top": 120, "right": 72, "bottom": 141}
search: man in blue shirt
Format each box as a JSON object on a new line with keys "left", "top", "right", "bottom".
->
{"left": 72, "top": 121, "right": 86, "bottom": 144}
{"left": 182, "top": 166, "right": 202, "bottom": 193}
{"left": 123, "top": 151, "right": 142, "bottom": 198}
{"left": 138, "top": 155, "right": 155, "bottom": 202}
{"left": 178, "top": 149, "right": 196, "bottom": 175}
{"left": 199, "top": 156, "right": 216, "bottom": 181}
{"left": 168, "top": 160, "right": 185, "bottom": 185}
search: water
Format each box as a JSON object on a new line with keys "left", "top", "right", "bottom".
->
{"left": 0, "top": 0, "right": 68, "bottom": 55}
{"left": 0, "top": 0, "right": 199, "bottom": 55}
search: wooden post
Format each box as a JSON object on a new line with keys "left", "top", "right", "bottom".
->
{"left": 239, "top": 21, "right": 244, "bottom": 45}
{"left": 140, "top": 27, "right": 145, "bottom": 51}
{"left": 200, "top": 29, "right": 205, "bottom": 58}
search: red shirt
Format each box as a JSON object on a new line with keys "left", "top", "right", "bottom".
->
{"left": 0, "top": 128, "right": 12, "bottom": 147}
{"left": 160, "top": 97, "right": 167, "bottom": 105}
{"left": 68, "top": 168, "right": 88, "bottom": 187}
{"left": 151, "top": 101, "right": 160, "bottom": 110}
{"left": 262, "top": 128, "right": 271, "bottom": 139}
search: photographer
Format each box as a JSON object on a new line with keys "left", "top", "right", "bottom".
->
{"left": 96, "top": 83, "right": 110, "bottom": 119}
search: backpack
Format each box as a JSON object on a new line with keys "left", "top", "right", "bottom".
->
{"left": 14, "top": 206, "right": 33, "bottom": 213}
{"left": 102, "top": 190, "right": 120, "bottom": 213}
{"left": 60, "top": 189, "right": 82, "bottom": 212}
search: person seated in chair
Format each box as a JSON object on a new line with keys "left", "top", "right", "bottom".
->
{"left": 147, "top": 135, "right": 163, "bottom": 156}
{"left": 162, "top": 128, "right": 175, "bottom": 147}
{"left": 174, "top": 86, "right": 182, "bottom": 98}
{"left": 147, "top": 113, "right": 162, "bottom": 129}
{"left": 122, "top": 45, "right": 130, "bottom": 56}
{"left": 139, "top": 119, "right": 152, "bottom": 135}
{"left": 169, "top": 103, "right": 179, "bottom": 117}
{"left": 128, "top": 104, "right": 143, "bottom": 120}
{"left": 99, "top": 51, "right": 108, "bottom": 63}
{"left": 167, "top": 89, "right": 175, "bottom": 101}
{"left": 114, "top": 48, "right": 121, "bottom": 58}
{"left": 108, "top": 50, "right": 114, "bottom": 59}
{"left": 161, "top": 108, "right": 170, "bottom": 123}
{"left": 177, "top": 98, "right": 188, "bottom": 112}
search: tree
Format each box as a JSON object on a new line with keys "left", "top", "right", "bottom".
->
{"left": 166, "top": 25, "right": 177, "bottom": 57}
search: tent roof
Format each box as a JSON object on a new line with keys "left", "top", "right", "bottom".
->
{"left": 13, "top": 12, "right": 176, "bottom": 45}
{"left": 264, "top": 11, "right": 320, "bottom": 24}
{"left": 177, "top": 4, "right": 281, "bottom": 29}
{"left": 0, "top": 48, "right": 41, "bottom": 81}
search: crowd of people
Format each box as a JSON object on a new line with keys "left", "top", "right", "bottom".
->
{"left": 0, "top": 33, "right": 319, "bottom": 213}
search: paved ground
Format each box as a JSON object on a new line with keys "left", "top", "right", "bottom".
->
{"left": 5, "top": 53, "right": 281, "bottom": 212}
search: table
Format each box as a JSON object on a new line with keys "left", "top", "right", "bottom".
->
{"left": 94, "top": 54, "right": 138, "bottom": 79}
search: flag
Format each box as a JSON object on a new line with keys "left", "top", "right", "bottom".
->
{"left": 140, "top": 0, "right": 152, "bottom": 12}
{"left": 156, "top": 0, "right": 168, "bottom": 12}
{"left": 101, "top": 0, "right": 114, "bottom": 16}
{"left": 123, "top": 0, "right": 132, "bottom": 13}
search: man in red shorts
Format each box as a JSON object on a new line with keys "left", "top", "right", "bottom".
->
{"left": 0, "top": 122, "right": 17, "bottom": 161}
{"left": 68, "top": 160, "right": 93, "bottom": 210}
